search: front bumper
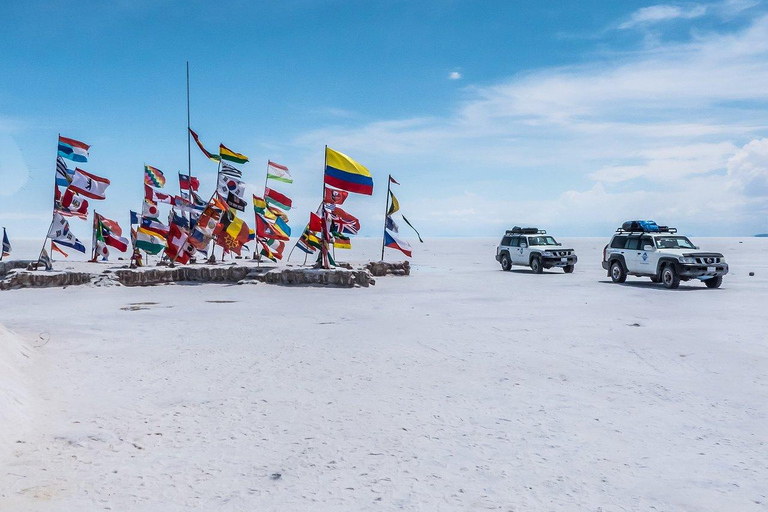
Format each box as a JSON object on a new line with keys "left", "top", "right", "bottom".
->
{"left": 678, "top": 262, "right": 729, "bottom": 279}
{"left": 542, "top": 255, "right": 578, "bottom": 267}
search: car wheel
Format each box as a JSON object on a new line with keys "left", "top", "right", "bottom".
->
{"left": 563, "top": 265, "right": 574, "bottom": 273}
{"left": 704, "top": 275, "right": 723, "bottom": 288}
{"left": 500, "top": 254, "right": 512, "bottom": 271}
{"left": 661, "top": 264, "right": 680, "bottom": 289}
{"left": 531, "top": 256, "right": 543, "bottom": 274}
{"left": 610, "top": 261, "right": 626, "bottom": 283}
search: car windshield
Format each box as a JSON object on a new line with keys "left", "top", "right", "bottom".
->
{"left": 527, "top": 236, "right": 558, "bottom": 246}
{"left": 655, "top": 236, "right": 696, "bottom": 249}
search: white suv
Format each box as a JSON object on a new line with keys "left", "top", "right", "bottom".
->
{"left": 496, "top": 227, "right": 578, "bottom": 273}
{"left": 602, "top": 221, "right": 729, "bottom": 289}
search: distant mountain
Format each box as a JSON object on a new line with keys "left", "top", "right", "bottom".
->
{"left": 755, "top": 234, "right": 768, "bottom": 237}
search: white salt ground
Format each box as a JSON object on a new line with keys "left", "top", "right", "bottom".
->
{"left": 0, "top": 237, "right": 766, "bottom": 511}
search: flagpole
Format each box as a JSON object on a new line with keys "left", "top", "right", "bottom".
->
{"left": 381, "top": 173, "right": 392, "bottom": 261}
{"left": 185, "top": 61, "right": 193, "bottom": 229}
{"left": 320, "top": 145, "right": 330, "bottom": 269}
{"left": 91, "top": 211, "right": 98, "bottom": 262}
{"left": 0, "top": 228, "right": 5, "bottom": 262}
{"left": 37, "top": 133, "right": 61, "bottom": 269}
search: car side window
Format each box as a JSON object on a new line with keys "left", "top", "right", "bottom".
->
{"left": 625, "top": 237, "right": 640, "bottom": 250}
{"left": 610, "top": 236, "right": 627, "bottom": 249}
{"left": 509, "top": 236, "right": 519, "bottom": 247}
{"left": 501, "top": 236, "right": 512, "bottom": 246}
{"left": 519, "top": 237, "right": 527, "bottom": 247}
{"left": 641, "top": 236, "right": 653, "bottom": 249}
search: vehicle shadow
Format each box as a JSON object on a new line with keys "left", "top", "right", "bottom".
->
{"left": 507, "top": 269, "right": 566, "bottom": 275}
{"left": 597, "top": 280, "right": 713, "bottom": 291}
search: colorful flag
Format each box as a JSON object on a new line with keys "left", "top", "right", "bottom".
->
{"left": 219, "top": 144, "right": 249, "bottom": 164}
{"left": 68, "top": 168, "right": 110, "bottom": 200}
{"left": 323, "top": 186, "right": 348, "bottom": 205}
{"left": 388, "top": 190, "right": 400, "bottom": 215}
{"left": 189, "top": 128, "right": 221, "bottom": 162}
{"left": 136, "top": 227, "right": 167, "bottom": 254}
{"left": 389, "top": 175, "right": 400, "bottom": 185}
{"left": 334, "top": 235, "right": 351, "bottom": 249}
{"left": 57, "top": 189, "right": 89, "bottom": 219}
{"left": 48, "top": 214, "right": 86, "bottom": 253}
{"left": 96, "top": 215, "right": 129, "bottom": 252}
{"left": 55, "top": 157, "right": 74, "bottom": 187}
{"left": 142, "top": 198, "right": 160, "bottom": 218}
{"left": 165, "top": 224, "right": 190, "bottom": 263}
{"left": 384, "top": 229, "right": 412, "bottom": 257}
{"left": 1, "top": 228, "right": 10, "bottom": 257}
{"left": 324, "top": 147, "right": 373, "bottom": 195}
{"left": 329, "top": 207, "right": 360, "bottom": 235}
{"left": 259, "top": 238, "right": 285, "bottom": 262}
{"left": 94, "top": 240, "right": 110, "bottom": 261}
{"left": 386, "top": 215, "right": 399, "bottom": 233}
{"left": 140, "top": 217, "right": 170, "bottom": 238}
{"left": 217, "top": 174, "right": 246, "bottom": 204}
{"left": 256, "top": 213, "right": 289, "bottom": 241}
{"left": 267, "top": 161, "right": 293, "bottom": 183}
{"left": 309, "top": 212, "right": 323, "bottom": 233}
{"left": 178, "top": 173, "right": 200, "bottom": 191}
{"left": 265, "top": 187, "right": 292, "bottom": 212}
{"left": 97, "top": 214, "right": 123, "bottom": 236}
{"left": 38, "top": 248, "right": 53, "bottom": 270}
{"left": 144, "top": 185, "right": 177, "bottom": 205}
{"left": 130, "top": 211, "right": 139, "bottom": 225}
{"left": 51, "top": 241, "right": 68, "bottom": 258}
{"left": 144, "top": 165, "right": 166, "bottom": 188}
{"left": 57, "top": 135, "right": 90, "bottom": 163}
{"left": 170, "top": 210, "right": 189, "bottom": 229}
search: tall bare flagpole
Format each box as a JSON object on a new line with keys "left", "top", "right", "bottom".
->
{"left": 185, "top": 61, "right": 193, "bottom": 228}
{"left": 381, "top": 174, "right": 392, "bottom": 261}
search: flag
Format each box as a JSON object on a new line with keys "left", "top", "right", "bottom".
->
{"left": 144, "top": 165, "right": 166, "bottom": 188}
{"left": 296, "top": 236, "right": 315, "bottom": 254}
{"left": 48, "top": 214, "right": 86, "bottom": 253}
{"left": 97, "top": 214, "right": 123, "bottom": 236}
{"left": 165, "top": 224, "right": 190, "bottom": 263}
{"left": 189, "top": 128, "right": 221, "bottom": 162}
{"left": 130, "top": 211, "right": 139, "bottom": 225}
{"left": 329, "top": 207, "right": 360, "bottom": 235}
{"left": 386, "top": 215, "right": 399, "bottom": 233}
{"left": 178, "top": 173, "right": 200, "bottom": 191}
{"left": 265, "top": 187, "right": 292, "bottom": 212}
{"left": 324, "top": 147, "right": 373, "bottom": 195}
{"left": 142, "top": 199, "right": 160, "bottom": 219}
{"left": 215, "top": 211, "right": 249, "bottom": 255}
{"left": 402, "top": 215, "right": 424, "bottom": 243}
{"left": 170, "top": 210, "right": 189, "bottom": 229}
{"left": 334, "top": 235, "right": 351, "bottom": 249}
{"left": 384, "top": 229, "right": 412, "bottom": 257}
{"left": 388, "top": 190, "right": 400, "bottom": 215}
{"left": 96, "top": 215, "right": 129, "bottom": 252}
{"left": 323, "top": 186, "right": 348, "bottom": 205}
{"left": 256, "top": 213, "right": 289, "bottom": 241}
{"left": 68, "top": 168, "right": 110, "bottom": 200}
{"left": 94, "top": 240, "right": 109, "bottom": 260}
{"left": 267, "top": 161, "right": 293, "bottom": 183}
{"left": 51, "top": 241, "right": 68, "bottom": 257}
{"left": 136, "top": 227, "right": 167, "bottom": 254}
{"left": 217, "top": 174, "right": 246, "bottom": 205}
{"left": 220, "top": 162, "right": 243, "bottom": 179}
{"left": 38, "top": 248, "right": 53, "bottom": 270}
{"left": 259, "top": 238, "right": 285, "bottom": 261}
{"left": 145, "top": 185, "right": 177, "bottom": 205}
{"left": 219, "top": 143, "right": 249, "bottom": 164}
{"left": 56, "top": 188, "right": 89, "bottom": 220}
{"left": 309, "top": 212, "right": 323, "bottom": 232}
{"left": 57, "top": 135, "right": 90, "bottom": 163}
{"left": 2, "top": 228, "right": 10, "bottom": 257}
{"left": 55, "top": 157, "right": 74, "bottom": 187}
{"left": 390, "top": 175, "right": 400, "bottom": 185}
{"left": 140, "top": 217, "right": 170, "bottom": 238}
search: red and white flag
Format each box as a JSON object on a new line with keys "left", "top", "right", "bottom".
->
{"left": 165, "top": 224, "right": 190, "bottom": 264}
{"left": 145, "top": 185, "right": 177, "bottom": 205}
{"left": 68, "top": 169, "right": 110, "bottom": 200}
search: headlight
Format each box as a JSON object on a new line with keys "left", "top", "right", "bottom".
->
{"left": 542, "top": 251, "right": 553, "bottom": 257}
{"left": 678, "top": 256, "right": 696, "bottom": 264}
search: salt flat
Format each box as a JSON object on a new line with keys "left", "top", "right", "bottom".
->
{"left": 1, "top": 237, "right": 766, "bottom": 511}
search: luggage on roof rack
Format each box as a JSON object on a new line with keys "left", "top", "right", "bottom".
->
{"left": 616, "top": 220, "right": 676, "bottom": 233}
{"left": 507, "top": 226, "right": 546, "bottom": 235}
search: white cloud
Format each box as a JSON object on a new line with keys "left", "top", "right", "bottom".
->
{"left": 619, "top": 4, "right": 708, "bottom": 29}
{"left": 286, "top": 14, "right": 768, "bottom": 235}
{"left": 448, "top": 71, "right": 462, "bottom": 80}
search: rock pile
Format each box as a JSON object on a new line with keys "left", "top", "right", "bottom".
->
{"left": 365, "top": 260, "right": 410, "bottom": 277}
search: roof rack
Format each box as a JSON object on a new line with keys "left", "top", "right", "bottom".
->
{"left": 615, "top": 227, "right": 677, "bottom": 234}
{"left": 506, "top": 226, "right": 546, "bottom": 235}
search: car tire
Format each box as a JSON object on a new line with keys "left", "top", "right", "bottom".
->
{"left": 500, "top": 254, "right": 512, "bottom": 271}
{"left": 704, "top": 275, "right": 723, "bottom": 289}
{"left": 531, "top": 256, "right": 543, "bottom": 274}
{"left": 661, "top": 264, "right": 680, "bottom": 289}
{"left": 563, "top": 265, "right": 574, "bottom": 273}
{"left": 610, "top": 261, "right": 626, "bottom": 283}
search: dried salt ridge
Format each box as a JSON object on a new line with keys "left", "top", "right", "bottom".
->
{"left": 0, "top": 261, "right": 411, "bottom": 290}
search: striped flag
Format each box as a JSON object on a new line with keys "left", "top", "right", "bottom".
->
{"left": 189, "top": 128, "right": 221, "bottom": 162}
{"left": 267, "top": 161, "right": 293, "bottom": 183}
{"left": 265, "top": 187, "right": 292, "bottom": 212}
{"left": 57, "top": 135, "right": 90, "bottom": 163}
{"left": 55, "top": 157, "right": 74, "bottom": 187}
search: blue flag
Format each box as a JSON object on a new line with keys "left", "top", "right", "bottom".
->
{"left": 130, "top": 210, "right": 139, "bottom": 225}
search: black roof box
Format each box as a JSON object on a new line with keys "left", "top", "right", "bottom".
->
{"left": 507, "top": 226, "right": 545, "bottom": 235}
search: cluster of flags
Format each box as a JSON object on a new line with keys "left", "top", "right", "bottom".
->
{"left": 42, "top": 135, "right": 116, "bottom": 267}
{"left": 28, "top": 129, "right": 420, "bottom": 271}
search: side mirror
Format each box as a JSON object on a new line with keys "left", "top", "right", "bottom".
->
{"left": 643, "top": 245, "right": 654, "bottom": 251}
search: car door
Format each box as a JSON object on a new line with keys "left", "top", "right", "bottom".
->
{"left": 624, "top": 236, "right": 644, "bottom": 273}
{"left": 633, "top": 235, "right": 656, "bottom": 274}
{"left": 515, "top": 236, "right": 528, "bottom": 264}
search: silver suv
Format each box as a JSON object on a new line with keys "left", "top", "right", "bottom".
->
{"left": 496, "top": 227, "right": 578, "bottom": 274}
{"left": 602, "top": 221, "right": 729, "bottom": 289}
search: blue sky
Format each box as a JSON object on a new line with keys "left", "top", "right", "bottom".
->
{"left": 1, "top": 0, "right": 768, "bottom": 243}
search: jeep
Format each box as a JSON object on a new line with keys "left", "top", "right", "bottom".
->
{"left": 496, "top": 227, "right": 578, "bottom": 273}
{"left": 602, "top": 221, "right": 729, "bottom": 289}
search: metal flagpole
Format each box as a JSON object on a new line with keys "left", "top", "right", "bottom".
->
{"left": 185, "top": 61, "right": 193, "bottom": 229}
{"left": 0, "top": 227, "right": 5, "bottom": 262}
{"left": 37, "top": 134, "right": 60, "bottom": 269}
{"left": 320, "top": 145, "right": 331, "bottom": 269}
{"left": 381, "top": 174, "right": 392, "bottom": 261}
